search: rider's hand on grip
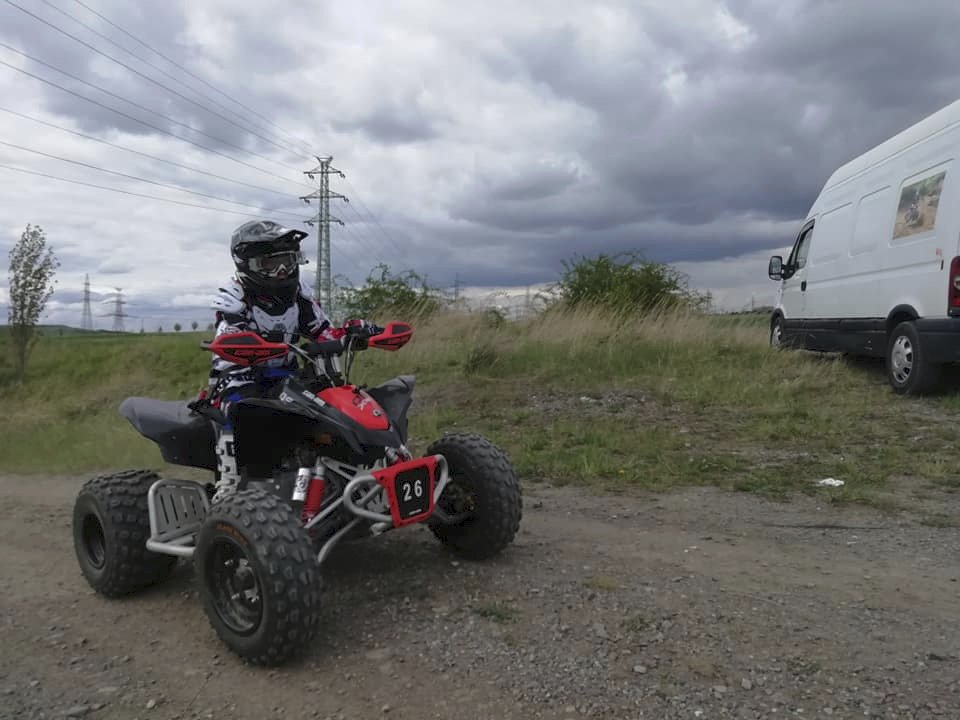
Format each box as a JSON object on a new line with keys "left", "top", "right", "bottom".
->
{"left": 343, "top": 318, "right": 382, "bottom": 337}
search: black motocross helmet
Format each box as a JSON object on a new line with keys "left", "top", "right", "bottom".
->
{"left": 230, "top": 220, "right": 308, "bottom": 302}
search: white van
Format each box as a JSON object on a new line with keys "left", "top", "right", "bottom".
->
{"left": 768, "top": 98, "right": 960, "bottom": 395}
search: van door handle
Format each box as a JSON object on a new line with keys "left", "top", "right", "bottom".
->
{"left": 801, "top": 280, "right": 807, "bottom": 291}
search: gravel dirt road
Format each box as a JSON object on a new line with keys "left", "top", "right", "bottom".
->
{"left": 1, "top": 474, "right": 958, "bottom": 719}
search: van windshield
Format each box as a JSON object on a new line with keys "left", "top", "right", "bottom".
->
{"left": 789, "top": 225, "right": 814, "bottom": 270}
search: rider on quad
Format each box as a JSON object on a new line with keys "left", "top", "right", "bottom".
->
{"left": 72, "top": 218, "right": 523, "bottom": 667}
{"left": 200, "top": 219, "right": 371, "bottom": 501}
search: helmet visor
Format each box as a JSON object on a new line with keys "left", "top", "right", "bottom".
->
{"left": 248, "top": 251, "right": 303, "bottom": 278}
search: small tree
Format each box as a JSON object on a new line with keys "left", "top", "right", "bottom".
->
{"left": 191, "top": 320, "right": 198, "bottom": 331}
{"left": 173, "top": 322, "right": 182, "bottom": 332}
{"left": 7, "top": 224, "right": 59, "bottom": 379}
{"left": 158, "top": 325, "right": 163, "bottom": 333}
{"left": 207, "top": 323, "right": 215, "bottom": 331}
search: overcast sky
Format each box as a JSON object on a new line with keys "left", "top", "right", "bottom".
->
{"left": 2, "top": 0, "right": 960, "bottom": 328}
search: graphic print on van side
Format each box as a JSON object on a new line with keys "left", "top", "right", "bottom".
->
{"left": 894, "top": 171, "right": 946, "bottom": 239}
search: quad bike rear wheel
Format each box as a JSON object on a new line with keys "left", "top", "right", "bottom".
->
{"left": 427, "top": 432, "right": 522, "bottom": 559}
{"left": 72, "top": 469, "right": 178, "bottom": 597}
{"left": 195, "top": 488, "right": 321, "bottom": 666}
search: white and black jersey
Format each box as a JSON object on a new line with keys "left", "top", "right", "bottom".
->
{"left": 208, "top": 276, "right": 334, "bottom": 386}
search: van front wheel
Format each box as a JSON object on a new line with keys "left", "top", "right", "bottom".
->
{"left": 770, "top": 317, "right": 785, "bottom": 348}
{"left": 887, "top": 321, "right": 941, "bottom": 395}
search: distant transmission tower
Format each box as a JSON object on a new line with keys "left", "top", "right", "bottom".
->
{"left": 101, "top": 288, "right": 129, "bottom": 332}
{"left": 80, "top": 274, "right": 94, "bottom": 330}
{"left": 300, "top": 156, "right": 348, "bottom": 309}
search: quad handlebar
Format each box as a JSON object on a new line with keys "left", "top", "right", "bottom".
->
{"left": 199, "top": 322, "right": 412, "bottom": 386}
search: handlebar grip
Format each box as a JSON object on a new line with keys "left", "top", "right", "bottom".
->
{"left": 305, "top": 339, "right": 346, "bottom": 357}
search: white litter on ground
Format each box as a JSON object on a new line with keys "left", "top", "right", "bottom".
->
{"left": 815, "top": 478, "right": 845, "bottom": 487}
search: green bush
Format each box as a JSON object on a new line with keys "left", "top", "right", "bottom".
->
{"left": 553, "top": 251, "right": 710, "bottom": 313}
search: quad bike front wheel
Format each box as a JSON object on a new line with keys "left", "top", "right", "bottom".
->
{"left": 195, "top": 489, "right": 321, "bottom": 666}
{"left": 427, "top": 432, "right": 522, "bottom": 559}
{"left": 72, "top": 469, "right": 178, "bottom": 597}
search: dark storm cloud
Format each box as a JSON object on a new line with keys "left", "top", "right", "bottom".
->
{"left": 443, "top": 0, "right": 960, "bottom": 268}
{"left": 377, "top": 209, "right": 785, "bottom": 290}
{"left": 0, "top": 0, "right": 307, "bottom": 159}
{"left": 484, "top": 161, "right": 581, "bottom": 203}
{"left": 508, "top": 26, "right": 668, "bottom": 121}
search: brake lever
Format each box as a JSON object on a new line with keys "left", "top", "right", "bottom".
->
{"left": 286, "top": 343, "right": 313, "bottom": 362}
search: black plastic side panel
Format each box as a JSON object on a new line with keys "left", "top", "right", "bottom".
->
{"left": 366, "top": 375, "right": 415, "bottom": 443}
{"left": 234, "top": 393, "right": 403, "bottom": 455}
{"left": 781, "top": 317, "right": 887, "bottom": 358}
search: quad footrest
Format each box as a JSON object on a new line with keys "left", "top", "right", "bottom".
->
{"left": 146, "top": 479, "right": 209, "bottom": 558}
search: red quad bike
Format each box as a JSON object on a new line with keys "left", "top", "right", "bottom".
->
{"left": 71, "top": 322, "right": 522, "bottom": 665}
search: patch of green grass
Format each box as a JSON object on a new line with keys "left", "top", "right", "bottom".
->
{"left": 584, "top": 575, "right": 621, "bottom": 591}
{"left": 785, "top": 657, "right": 823, "bottom": 676}
{"left": 622, "top": 614, "right": 651, "bottom": 633}
{"left": 932, "top": 476, "right": 960, "bottom": 491}
{"left": 474, "top": 602, "right": 520, "bottom": 624}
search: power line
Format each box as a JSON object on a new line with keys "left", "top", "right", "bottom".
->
{"left": 339, "top": 204, "right": 410, "bottom": 268}
{"left": 0, "top": 106, "right": 292, "bottom": 198}
{"left": 38, "top": 0, "right": 312, "bottom": 161}
{"left": 327, "top": 241, "right": 370, "bottom": 280}
{"left": 0, "top": 42, "right": 301, "bottom": 180}
{"left": 40, "top": 0, "right": 310, "bottom": 160}
{"left": 69, "top": 0, "right": 314, "bottom": 158}
{"left": 0, "top": 139, "right": 304, "bottom": 218}
{"left": 0, "top": 161, "right": 304, "bottom": 219}
{"left": 0, "top": 54, "right": 303, "bottom": 187}
{"left": 341, "top": 177, "right": 408, "bottom": 258}
{"left": 0, "top": 163, "right": 376, "bottom": 275}
{"left": 4, "top": 0, "right": 306, "bottom": 162}
{"left": 74, "top": 0, "right": 316, "bottom": 158}
{"left": 9, "top": 0, "right": 407, "bottom": 262}
{"left": 337, "top": 220, "right": 389, "bottom": 261}
{"left": 10, "top": 1, "right": 406, "bottom": 265}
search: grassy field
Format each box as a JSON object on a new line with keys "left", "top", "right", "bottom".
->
{"left": 1, "top": 309, "right": 958, "bottom": 510}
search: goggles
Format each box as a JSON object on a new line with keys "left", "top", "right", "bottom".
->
{"left": 249, "top": 251, "right": 304, "bottom": 278}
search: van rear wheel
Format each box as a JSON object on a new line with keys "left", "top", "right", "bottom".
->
{"left": 887, "top": 321, "right": 942, "bottom": 395}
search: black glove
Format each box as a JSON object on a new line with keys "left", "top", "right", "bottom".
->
{"left": 342, "top": 319, "right": 382, "bottom": 337}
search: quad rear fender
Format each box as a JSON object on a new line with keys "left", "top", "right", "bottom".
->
{"left": 119, "top": 397, "right": 217, "bottom": 471}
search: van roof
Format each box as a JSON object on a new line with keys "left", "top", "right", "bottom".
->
{"left": 823, "top": 98, "right": 960, "bottom": 190}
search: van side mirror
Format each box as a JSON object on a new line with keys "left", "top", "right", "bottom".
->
{"left": 768, "top": 255, "right": 783, "bottom": 280}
